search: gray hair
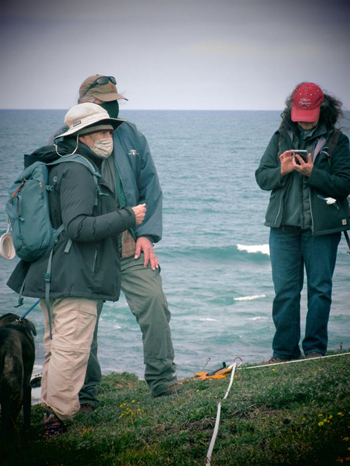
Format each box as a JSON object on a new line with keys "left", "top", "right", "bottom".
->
{"left": 78, "top": 95, "right": 98, "bottom": 104}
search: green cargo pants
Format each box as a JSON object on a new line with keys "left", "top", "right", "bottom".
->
{"left": 79, "top": 254, "right": 177, "bottom": 406}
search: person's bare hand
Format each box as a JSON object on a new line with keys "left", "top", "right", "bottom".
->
{"left": 132, "top": 203, "right": 146, "bottom": 225}
{"left": 279, "top": 150, "right": 295, "bottom": 176}
{"left": 134, "top": 237, "right": 159, "bottom": 270}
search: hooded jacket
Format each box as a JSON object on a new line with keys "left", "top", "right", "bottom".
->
{"left": 255, "top": 122, "right": 350, "bottom": 236}
{"left": 7, "top": 144, "right": 136, "bottom": 301}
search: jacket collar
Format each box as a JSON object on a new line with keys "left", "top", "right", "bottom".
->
{"left": 287, "top": 121, "right": 329, "bottom": 143}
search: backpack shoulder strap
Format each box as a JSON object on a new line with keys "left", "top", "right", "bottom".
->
{"left": 47, "top": 154, "right": 102, "bottom": 205}
{"left": 278, "top": 129, "right": 293, "bottom": 155}
{"left": 48, "top": 154, "right": 101, "bottom": 179}
{"left": 328, "top": 129, "right": 341, "bottom": 157}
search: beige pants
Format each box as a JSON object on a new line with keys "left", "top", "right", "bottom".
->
{"left": 40, "top": 298, "right": 98, "bottom": 421}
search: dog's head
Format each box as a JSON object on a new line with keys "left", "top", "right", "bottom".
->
{"left": 0, "top": 313, "right": 37, "bottom": 337}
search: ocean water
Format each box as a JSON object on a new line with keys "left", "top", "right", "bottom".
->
{"left": 1, "top": 109, "right": 349, "bottom": 388}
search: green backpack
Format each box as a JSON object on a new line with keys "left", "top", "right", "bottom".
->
{"left": 6, "top": 154, "right": 102, "bottom": 336}
{"left": 6, "top": 154, "right": 101, "bottom": 262}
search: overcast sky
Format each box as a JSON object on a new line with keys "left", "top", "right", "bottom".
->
{"left": 1, "top": 0, "right": 349, "bottom": 110}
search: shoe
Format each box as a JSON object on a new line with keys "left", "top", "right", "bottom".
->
{"left": 79, "top": 403, "right": 95, "bottom": 413}
{"left": 44, "top": 409, "right": 67, "bottom": 437}
{"left": 155, "top": 382, "right": 184, "bottom": 397}
{"left": 30, "top": 373, "right": 42, "bottom": 388}
{"left": 305, "top": 351, "right": 323, "bottom": 359}
{"left": 266, "top": 356, "right": 290, "bottom": 364}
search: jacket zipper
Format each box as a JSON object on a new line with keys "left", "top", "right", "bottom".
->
{"left": 274, "top": 194, "right": 284, "bottom": 226}
{"left": 309, "top": 190, "right": 314, "bottom": 234}
{"left": 92, "top": 249, "right": 98, "bottom": 274}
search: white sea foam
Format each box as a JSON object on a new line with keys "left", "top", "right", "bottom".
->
{"left": 234, "top": 294, "right": 266, "bottom": 301}
{"left": 199, "top": 318, "right": 218, "bottom": 322}
{"left": 237, "top": 244, "right": 270, "bottom": 255}
{"left": 32, "top": 387, "right": 41, "bottom": 404}
{"left": 246, "top": 316, "right": 268, "bottom": 321}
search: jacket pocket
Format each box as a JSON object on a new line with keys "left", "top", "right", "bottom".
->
{"left": 312, "top": 192, "right": 350, "bottom": 234}
{"left": 265, "top": 190, "right": 283, "bottom": 227}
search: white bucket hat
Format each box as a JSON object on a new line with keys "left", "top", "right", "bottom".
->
{"left": 55, "top": 103, "right": 123, "bottom": 139}
{"left": 0, "top": 225, "right": 16, "bottom": 260}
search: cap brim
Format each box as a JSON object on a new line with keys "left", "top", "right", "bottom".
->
{"left": 93, "top": 92, "right": 129, "bottom": 102}
{"left": 291, "top": 106, "right": 320, "bottom": 123}
{"left": 55, "top": 118, "right": 124, "bottom": 139}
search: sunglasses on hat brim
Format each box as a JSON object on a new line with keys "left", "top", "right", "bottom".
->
{"left": 82, "top": 76, "right": 117, "bottom": 97}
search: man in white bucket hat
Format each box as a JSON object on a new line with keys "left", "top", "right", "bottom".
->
{"left": 8, "top": 103, "right": 146, "bottom": 435}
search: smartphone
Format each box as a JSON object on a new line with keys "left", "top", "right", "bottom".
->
{"left": 292, "top": 150, "right": 308, "bottom": 163}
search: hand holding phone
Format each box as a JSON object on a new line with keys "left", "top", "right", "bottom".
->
{"left": 292, "top": 150, "right": 308, "bottom": 164}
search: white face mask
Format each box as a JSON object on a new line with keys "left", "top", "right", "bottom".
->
{"left": 91, "top": 137, "right": 113, "bottom": 158}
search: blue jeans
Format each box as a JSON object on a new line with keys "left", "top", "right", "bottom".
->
{"left": 269, "top": 227, "right": 340, "bottom": 359}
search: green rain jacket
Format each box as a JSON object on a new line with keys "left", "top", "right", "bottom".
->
{"left": 113, "top": 121, "right": 162, "bottom": 243}
{"left": 255, "top": 123, "right": 350, "bottom": 236}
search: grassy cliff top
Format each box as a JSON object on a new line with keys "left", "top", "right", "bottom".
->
{"left": 1, "top": 352, "right": 350, "bottom": 465}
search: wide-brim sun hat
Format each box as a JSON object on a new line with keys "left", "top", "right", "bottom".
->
{"left": 0, "top": 229, "right": 16, "bottom": 260}
{"left": 291, "top": 82, "right": 325, "bottom": 123}
{"left": 55, "top": 103, "right": 123, "bottom": 139}
{"left": 79, "top": 74, "right": 128, "bottom": 102}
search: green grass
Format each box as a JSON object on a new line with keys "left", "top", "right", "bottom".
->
{"left": 1, "top": 352, "right": 350, "bottom": 465}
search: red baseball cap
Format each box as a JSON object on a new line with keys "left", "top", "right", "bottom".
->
{"left": 291, "top": 82, "right": 324, "bottom": 122}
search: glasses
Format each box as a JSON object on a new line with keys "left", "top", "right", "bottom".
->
{"left": 82, "top": 76, "right": 117, "bottom": 97}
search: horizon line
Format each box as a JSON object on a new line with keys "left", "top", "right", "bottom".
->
{"left": 0, "top": 108, "right": 284, "bottom": 112}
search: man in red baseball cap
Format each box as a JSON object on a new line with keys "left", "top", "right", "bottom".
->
{"left": 256, "top": 82, "right": 350, "bottom": 364}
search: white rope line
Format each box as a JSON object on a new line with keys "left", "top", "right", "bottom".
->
{"left": 203, "top": 352, "right": 349, "bottom": 465}
{"left": 223, "top": 361, "right": 238, "bottom": 400}
{"left": 205, "top": 401, "right": 222, "bottom": 466}
{"left": 238, "top": 351, "right": 350, "bottom": 371}
{"left": 205, "top": 361, "right": 240, "bottom": 466}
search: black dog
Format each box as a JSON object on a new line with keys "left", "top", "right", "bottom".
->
{"left": 0, "top": 313, "right": 36, "bottom": 438}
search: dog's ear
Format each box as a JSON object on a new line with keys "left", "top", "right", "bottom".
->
{"left": 0, "top": 313, "right": 19, "bottom": 327}
{"left": 25, "top": 319, "right": 37, "bottom": 336}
